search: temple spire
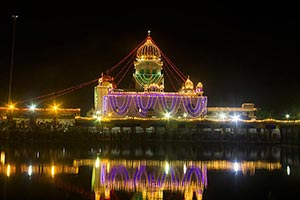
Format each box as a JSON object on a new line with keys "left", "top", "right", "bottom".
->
{"left": 148, "top": 30, "right": 151, "bottom": 36}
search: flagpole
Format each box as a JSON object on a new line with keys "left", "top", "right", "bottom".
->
{"left": 8, "top": 14, "right": 18, "bottom": 105}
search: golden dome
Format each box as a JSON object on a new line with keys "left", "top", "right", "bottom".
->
{"left": 136, "top": 35, "right": 161, "bottom": 60}
{"left": 99, "top": 73, "right": 116, "bottom": 88}
{"left": 149, "top": 83, "right": 159, "bottom": 89}
{"left": 196, "top": 81, "right": 204, "bottom": 95}
{"left": 185, "top": 76, "right": 194, "bottom": 90}
{"left": 196, "top": 82, "right": 203, "bottom": 89}
{"left": 102, "top": 74, "right": 112, "bottom": 82}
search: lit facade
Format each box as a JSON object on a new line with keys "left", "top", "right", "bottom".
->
{"left": 94, "top": 34, "right": 207, "bottom": 119}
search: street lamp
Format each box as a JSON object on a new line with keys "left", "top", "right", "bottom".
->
{"left": 231, "top": 114, "right": 240, "bottom": 122}
{"left": 219, "top": 113, "right": 226, "bottom": 121}
{"left": 29, "top": 104, "right": 37, "bottom": 111}
{"left": 285, "top": 114, "right": 290, "bottom": 120}
{"left": 164, "top": 112, "right": 171, "bottom": 119}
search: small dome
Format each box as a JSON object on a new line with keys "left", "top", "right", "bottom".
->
{"left": 136, "top": 36, "right": 161, "bottom": 60}
{"left": 196, "top": 82, "right": 203, "bottom": 95}
{"left": 102, "top": 74, "right": 112, "bottom": 82}
{"left": 99, "top": 73, "right": 116, "bottom": 88}
{"left": 196, "top": 82, "right": 203, "bottom": 89}
{"left": 185, "top": 76, "right": 194, "bottom": 90}
{"left": 149, "top": 83, "right": 159, "bottom": 90}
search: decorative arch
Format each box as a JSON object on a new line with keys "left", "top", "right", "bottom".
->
{"left": 107, "top": 165, "right": 130, "bottom": 185}
{"left": 109, "top": 95, "right": 132, "bottom": 116}
{"left": 182, "top": 166, "right": 202, "bottom": 186}
{"left": 182, "top": 97, "right": 205, "bottom": 117}
{"left": 157, "top": 95, "right": 182, "bottom": 115}
{"left": 133, "top": 165, "right": 152, "bottom": 186}
{"left": 134, "top": 95, "right": 157, "bottom": 117}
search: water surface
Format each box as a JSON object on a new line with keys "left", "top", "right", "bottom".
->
{"left": 0, "top": 141, "right": 299, "bottom": 200}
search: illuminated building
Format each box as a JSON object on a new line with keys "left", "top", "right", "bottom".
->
{"left": 94, "top": 32, "right": 207, "bottom": 119}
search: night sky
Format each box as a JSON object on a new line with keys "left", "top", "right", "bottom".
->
{"left": 1, "top": 3, "right": 300, "bottom": 116}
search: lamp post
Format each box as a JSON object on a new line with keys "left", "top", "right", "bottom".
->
{"left": 285, "top": 114, "right": 290, "bottom": 120}
{"left": 8, "top": 14, "right": 18, "bottom": 105}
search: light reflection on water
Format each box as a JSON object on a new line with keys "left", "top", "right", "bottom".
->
{"left": 0, "top": 142, "right": 299, "bottom": 200}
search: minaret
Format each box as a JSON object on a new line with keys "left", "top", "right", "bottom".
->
{"left": 94, "top": 73, "right": 114, "bottom": 115}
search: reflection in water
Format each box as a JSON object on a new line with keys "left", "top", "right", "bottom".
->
{"left": 0, "top": 143, "right": 299, "bottom": 200}
{"left": 82, "top": 158, "right": 281, "bottom": 200}
{"left": 91, "top": 159, "right": 207, "bottom": 200}
{"left": 0, "top": 162, "right": 78, "bottom": 177}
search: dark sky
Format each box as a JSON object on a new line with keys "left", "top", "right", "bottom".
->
{"left": 1, "top": 3, "right": 300, "bottom": 115}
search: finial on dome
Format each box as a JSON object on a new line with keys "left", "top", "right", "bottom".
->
{"left": 148, "top": 30, "right": 151, "bottom": 36}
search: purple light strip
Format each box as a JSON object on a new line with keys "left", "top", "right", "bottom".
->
{"left": 202, "top": 164, "right": 208, "bottom": 188}
{"left": 134, "top": 95, "right": 157, "bottom": 117}
{"left": 158, "top": 95, "right": 181, "bottom": 114}
{"left": 103, "top": 163, "right": 207, "bottom": 191}
{"left": 202, "top": 98, "right": 208, "bottom": 115}
{"left": 183, "top": 97, "right": 205, "bottom": 117}
{"left": 170, "top": 167, "right": 180, "bottom": 186}
{"left": 158, "top": 173, "right": 166, "bottom": 187}
{"left": 103, "top": 96, "right": 108, "bottom": 114}
{"left": 109, "top": 96, "right": 132, "bottom": 116}
{"left": 133, "top": 167, "right": 139, "bottom": 186}
{"left": 106, "top": 93, "right": 207, "bottom": 118}
{"left": 108, "top": 165, "right": 130, "bottom": 185}
{"left": 182, "top": 167, "right": 202, "bottom": 186}
{"left": 100, "top": 164, "right": 106, "bottom": 184}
